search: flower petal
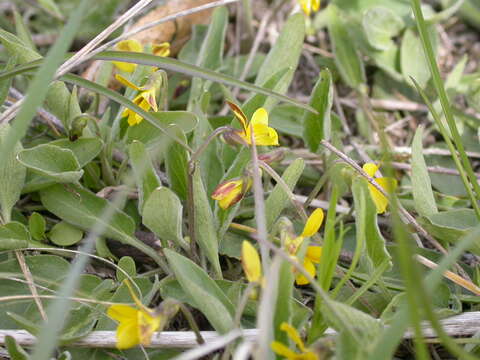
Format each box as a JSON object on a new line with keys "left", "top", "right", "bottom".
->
{"left": 116, "top": 319, "right": 141, "bottom": 349}
{"left": 295, "top": 258, "right": 316, "bottom": 285}
{"left": 138, "top": 310, "right": 162, "bottom": 346}
{"left": 306, "top": 246, "right": 322, "bottom": 263}
{"left": 250, "top": 108, "right": 269, "bottom": 126}
{"left": 153, "top": 42, "right": 171, "bottom": 57}
{"left": 107, "top": 304, "right": 138, "bottom": 322}
{"left": 116, "top": 39, "right": 143, "bottom": 53}
{"left": 368, "top": 177, "right": 397, "bottom": 214}
{"left": 226, "top": 101, "right": 249, "bottom": 133}
{"left": 363, "top": 162, "right": 379, "bottom": 177}
{"left": 280, "top": 322, "right": 306, "bottom": 352}
{"left": 301, "top": 208, "right": 324, "bottom": 237}
{"left": 299, "top": 0, "right": 311, "bottom": 16}
{"left": 271, "top": 341, "right": 301, "bottom": 359}
{"left": 312, "top": 0, "right": 321, "bottom": 12}
{"left": 212, "top": 179, "right": 244, "bottom": 209}
{"left": 242, "top": 240, "right": 262, "bottom": 283}
{"left": 115, "top": 74, "right": 143, "bottom": 91}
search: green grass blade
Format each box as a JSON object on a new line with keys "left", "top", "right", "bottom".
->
{"left": 94, "top": 51, "right": 316, "bottom": 113}
{"left": 410, "top": 0, "right": 480, "bottom": 208}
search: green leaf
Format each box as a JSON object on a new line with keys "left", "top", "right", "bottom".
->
{"left": 362, "top": 7, "right": 404, "bottom": 51}
{"left": 322, "top": 300, "right": 383, "bottom": 358}
{"left": 125, "top": 111, "right": 198, "bottom": 147}
{"left": 39, "top": 184, "right": 167, "bottom": 267}
{"left": 164, "top": 249, "right": 235, "bottom": 333}
{"left": 13, "top": 10, "right": 35, "bottom": 51}
{"left": 28, "top": 212, "right": 46, "bottom": 241}
{"left": 0, "top": 28, "right": 40, "bottom": 64}
{"left": 142, "top": 187, "right": 184, "bottom": 249}
{"left": 5, "top": 335, "right": 30, "bottom": 360}
{"left": 273, "top": 260, "right": 294, "bottom": 345}
{"left": 255, "top": 13, "right": 305, "bottom": 94}
{"left": 48, "top": 221, "right": 84, "bottom": 247}
{"left": 328, "top": 5, "right": 366, "bottom": 90}
{"left": 0, "top": 124, "right": 26, "bottom": 223}
{"left": 44, "top": 81, "right": 82, "bottom": 130}
{"left": 401, "top": 28, "right": 431, "bottom": 88}
{"left": 303, "top": 69, "right": 333, "bottom": 152}
{"left": 411, "top": 126, "right": 438, "bottom": 217}
{"left": 352, "top": 178, "right": 392, "bottom": 268}
{"left": 192, "top": 168, "right": 222, "bottom": 277}
{"left": 422, "top": 209, "right": 480, "bottom": 254}
{"left": 265, "top": 159, "right": 305, "bottom": 231}
{"left": 49, "top": 137, "right": 104, "bottom": 168}
{"left": 128, "top": 141, "right": 161, "bottom": 212}
{"left": 0, "top": 222, "right": 29, "bottom": 251}
{"left": 17, "top": 144, "right": 83, "bottom": 183}
{"left": 0, "top": 55, "right": 17, "bottom": 108}
{"left": 92, "top": 51, "right": 315, "bottom": 113}
{"left": 116, "top": 256, "right": 136, "bottom": 282}
{"left": 165, "top": 126, "right": 189, "bottom": 201}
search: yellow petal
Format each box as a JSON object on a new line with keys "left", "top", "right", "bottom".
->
{"left": 249, "top": 124, "right": 279, "bottom": 146}
{"left": 299, "top": 0, "right": 311, "bottom": 16}
{"left": 226, "top": 101, "right": 249, "bottom": 133}
{"left": 153, "top": 42, "right": 171, "bottom": 57}
{"left": 312, "top": 0, "right": 321, "bottom": 12}
{"left": 112, "top": 40, "right": 143, "bottom": 73}
{"left": 368, "top": 177, "right": 397, "bottom": 214}
{"left": 306, "top": 246, "right": 322, "bottom": 263}
{"left": 250, "top": 108, "right": 269, "bottom": 126}
{"left": 363, "top": 162, "right": 379, "bottom": 177}
{"left": 242, "top": 240, "right": 262, "bottom": 283}
{"left": 107, "top": 304, "right": 138, "bottom": 323}
{"left": 116, "top": 318, "right": 141, "bottom": 349}
{"left": 116, "top": 39, "right": 143, "bottom": 53}
{"left": 140, "top": 88, "right": 158, "bottom": 112}
{"left": 271, "top": 341, "right": 301, "bottom": 359}
{"left": 295, "top": 258, "right": 316, "bottom": 285}
{"left": 280, "top": 322, "right": 306, "bottom": 352}
{"left": 212, "top": 179, "right": 244, "bottom": 210}
{"left": 115, "top": 74, "right": 143, "bottom": 91}
{"left": 138, "top": 310, "right": 162, "bottom": 346}
{"left": 301, "top": 208, "right": 324, "bottom": 237}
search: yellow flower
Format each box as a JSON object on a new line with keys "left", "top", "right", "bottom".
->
{"left": 116, "top": 74, "right": 158, "bottom": 126}
{"left": 241, "top": 240, "right": 262, "bottom": 283}
{"left": 285, "top": 209, "right": 324, "bottom": 285}
{"left": 113, "top": 39, "right": 171, "bottom": 73}
{"left": 107, "top": 281, "right": 162, "bottom": 349}
{"left": 299, "top": 0, "right": 320, "bottom": 16}
{"left": 362, "top": 163, "right": 398, "bottom": 214}
{"left": 153, "top": 42, "right": 171, "bottom": 57}
{"left": 112, "top": 39, "right": 143, "bottom": 73}
{"left": 211, "top": 177, "right": 252, "bottom": 210}
{"left": 226, "top": 101, "right": 279, "bottom": 146}
{"left": 271, "top": 322, "right": 319, "bottom": 360}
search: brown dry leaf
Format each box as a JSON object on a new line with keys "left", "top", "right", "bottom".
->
{"left": 130, "top": 0, "right": 217, "bottom": 55}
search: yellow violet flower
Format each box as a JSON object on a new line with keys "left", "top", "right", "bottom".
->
{"left": 226, "top": 101, "right": 279, "bottom": 146}
{"left": 115, "top": 74, "right": 158, "bottom": 126}
{"left": 107, "top": 281, "right": 162, "bottom": 349}
{"left": 211, "top": 177, "right": 252, "bottom": 210}
{"left": 241, "top": 240, "right": 262, "bottom": 283}
{"left": 362, "top": 163, "right": 397, "bottom": 214}
{"left": 112, "top": 39, "right": 143, "bottom": 73}
{"left": 271, "top": 322, "right": 319, "bottom": 360}
{"left": 299, "top": 0, "right": 320, "bottom": 16}
{"left": 285, "top": 209, "right": 324, "bottom": 285}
